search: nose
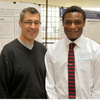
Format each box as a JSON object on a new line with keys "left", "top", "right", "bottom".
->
{"left": 69, "top": 23, "right": 76, "bottom": 29}
{"left": 30, "top": 23, "right": 36, "bottom": 28}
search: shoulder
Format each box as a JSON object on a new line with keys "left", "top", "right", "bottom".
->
{"left": 34, "top": 40, "right": 47, "bottom": 52}
{"left": 84, "top": 37, "right": 100, "bottom": 56}
{"left": 85, "top": 37, "right": 100, "bottom": 49}
{"left": 48, "top": 38, "right": 65, "bottom": 51}
{"left": 34, "top": 40, "right": 44, "bottom": 46}
{"left": 1, "top": 39, "right": 18, "bottom": 54}
{"left": 3, "top": 39, "right": 18, "bottom": 48}
{"left": 46, "top": 38, "right": 65, "bottom": 56}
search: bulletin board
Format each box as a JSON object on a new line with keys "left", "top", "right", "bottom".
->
{"left": 84, "top": 10, "right": 100, "bottom": 44}
{"left": 0, "top": 1, "right": 42, "bottom": 52}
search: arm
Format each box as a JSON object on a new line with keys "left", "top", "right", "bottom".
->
{"left": 0, "top": 52, "right": 12, "bottom": 98}
{"left": 45, "top": 50, "right": 58, "bottom": 99}
{"left": 89, "top": 47, "right": 100, "bottom": 99}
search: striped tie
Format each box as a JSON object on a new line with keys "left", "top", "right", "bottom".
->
{"left": 68, "top": 43, "right": 76, "bottom": 99}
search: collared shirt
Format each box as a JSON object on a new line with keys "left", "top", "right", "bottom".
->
{"left": 45, "top": 34, "right": 100, "bottom": 99}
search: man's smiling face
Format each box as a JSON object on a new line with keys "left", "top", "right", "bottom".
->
{"left": 63, "top": 12, "right": 85, "bottom": 41}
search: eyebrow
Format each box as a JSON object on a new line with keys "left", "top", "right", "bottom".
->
{"left": 25, "top": 19, "right": 40, "bottom": 22}
{"left": 65, "top": 19, "right": 82, "bottom": 21}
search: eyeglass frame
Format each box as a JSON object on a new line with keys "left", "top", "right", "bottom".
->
{"left": 21, "top": 20, "right": 41, "bottom": 27}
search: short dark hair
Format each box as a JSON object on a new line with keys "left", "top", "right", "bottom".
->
{"left": 62, "top": 5, "right": 86, "bottom": 22}
{"left": 20, "top": 7, "right": 40, "bottom": 21}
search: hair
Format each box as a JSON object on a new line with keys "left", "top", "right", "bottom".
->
{"left": 62, "top": 5, "right": 86, "bottom": 22}
{"left": 20, "top": 7, "right": 40, "bottom": 21}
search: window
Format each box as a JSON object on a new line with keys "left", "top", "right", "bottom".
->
{"left": 41, "top": 5, "right": 60, "bottom": 48}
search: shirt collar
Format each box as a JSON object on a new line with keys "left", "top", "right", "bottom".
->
{"left": 64, "top": 34, "right": 85, "bottom": 48}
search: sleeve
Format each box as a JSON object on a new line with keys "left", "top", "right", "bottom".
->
{"left": 45, "top": 49, "right": 58, "bottom": 99}
{"left": 89, "top": 47, "right": 100, "bottom": 99}
{"left": 0, "top": 52, "right": 13, "bottom": 98}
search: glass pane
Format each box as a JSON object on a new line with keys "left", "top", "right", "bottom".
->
{"left": 47, "top": 28, "right": 52, "bottom": 32}
{"left": 52, "top": 6, "right": 56, "bottom": 10}
{"left": 48, "top": 17, "right": 52, "bottom": 21}
{"left": 52, "top": 17, "right": 56, "bottom": 21}
{"left": 48, "top": 22, "right": 52, "bottom": 27}
{"left": 52, "top": 12, "right": 56, "bottom": 16}
{"left": 48, "top": 12, "right": 52, "bottom": 16}
{"left": 41, "top": 5, "right": 60, "bottom": 47}
{"left": 56, "top": 11, "right": 59, "bottom": 16}
{"left": 48, "top": 6, "right": 52, "bottom": 11}
{"left": 56, "top": 23, "right": 60, "bottom": 27}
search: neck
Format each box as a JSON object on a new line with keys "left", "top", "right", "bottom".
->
{"left": 19, "top": 35, "right": 34, "bottom": 46}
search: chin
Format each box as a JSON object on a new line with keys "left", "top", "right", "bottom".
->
{"left": 67, "top": 36, "right": 77, "bottom": 41}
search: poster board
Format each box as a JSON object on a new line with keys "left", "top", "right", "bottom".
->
{"left": 84, "top": 10, "right": 100, "bottom": 43}
{"left": 0, "top": 1, "right": 42, "bottom": 52}
{"left": 59, "top": 7, "right": 100, "bottom": 44}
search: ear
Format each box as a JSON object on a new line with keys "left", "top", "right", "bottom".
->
{"left": 19, "top": 20, "right": 22, "bottom": 28}
{"left": 83, "top": 21, "right": 85, "bottom": 27}
{"left": 62, "top": 21, "right": 64, "bottom": 27}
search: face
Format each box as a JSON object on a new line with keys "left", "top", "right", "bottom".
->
{"left": 63, "top": 12, "right": 85, "bottom": 41}
{"left": 19, "top": 12, "right": 40, "bottom": 44}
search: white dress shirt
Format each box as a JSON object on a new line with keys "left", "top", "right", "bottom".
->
{"left": 45, "top": 34, "right": 100, "bottom": 99}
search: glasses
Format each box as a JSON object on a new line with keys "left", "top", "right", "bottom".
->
{"left": 22, "top": 21, "right": 41, "bottom": 27}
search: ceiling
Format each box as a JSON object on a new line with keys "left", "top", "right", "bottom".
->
{"left": 1, "top": 0, "right": 100, "bottom": 8}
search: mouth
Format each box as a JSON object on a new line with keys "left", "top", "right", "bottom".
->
{"left": 68, "top": 31, "right": 78, "bottom": 33}
{"left": 28, "top": 30, "right": 36, "bottom": 34}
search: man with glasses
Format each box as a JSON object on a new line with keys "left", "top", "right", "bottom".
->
{"left": 0, "top": 7, "right": 47, "bottom": 98}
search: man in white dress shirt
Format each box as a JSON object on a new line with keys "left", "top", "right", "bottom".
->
{"left": 45, "top": 5, "right": 100, "bottom": 99}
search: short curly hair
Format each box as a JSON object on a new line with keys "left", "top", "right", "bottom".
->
{"left": 62, "top": 5, "right": 86, "bottom": 22}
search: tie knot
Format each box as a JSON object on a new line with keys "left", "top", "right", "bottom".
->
{"left": 69, "top": 43, "right": 76, "bottom": 50}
